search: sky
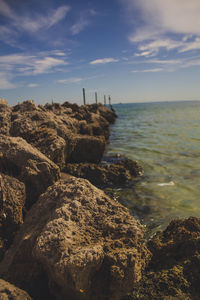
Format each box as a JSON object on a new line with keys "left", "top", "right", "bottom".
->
{"left": 0, "top": 0, "right": 200, "bottom": 105}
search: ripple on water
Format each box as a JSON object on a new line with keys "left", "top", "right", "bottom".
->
{"left": 106, "top": 101, "right": 200, "bottom": 236}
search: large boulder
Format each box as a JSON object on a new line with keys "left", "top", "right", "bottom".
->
{"left": 68, "top": 135, "right": 106, "bottom": 163}
{"left": 0, "top": 99, "right": 11, "bottom": 136}
{"left": 127, "top": 217, "right": 200, "bottom": 300}
{"left": 0, "top": 173, "right": 26, "bottom": 260}
{"left": 0, "top": 135, "right": 60, "bottom": 208}
{"left": 0, "top": 176, "right": 150, "bottom": 300}
{"left": 0, "top": 279, "right": 32, "bottom": 299}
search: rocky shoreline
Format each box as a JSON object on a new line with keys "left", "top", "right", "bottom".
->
{"left": 0, "top": 99, "right": 199, "bottom": 299}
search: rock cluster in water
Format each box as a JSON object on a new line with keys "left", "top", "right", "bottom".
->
{"left": 0, "top": 99, "right": 199, "bottom": 300}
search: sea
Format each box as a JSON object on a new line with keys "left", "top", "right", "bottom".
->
{"left": 105, "top": 100, "right": 200, "bottom": 238}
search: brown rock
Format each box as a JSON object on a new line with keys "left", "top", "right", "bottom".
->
{"left": 0, "top": 176, "right": 150, "bottom": 300}
{"left": 127, "top": 217, "right": 200, "bottom": 300}
{"left": 65, "top": 157, "right": 143, "bottom": 187}
{"left": 0, "top": 279, "right": 32, "bottom": 299}
{"left": 0, "top": 173, "right": 25, "bottom": 260}
{"left": 20, "top": 127, "right": 67, "bottom": 169}
{"left": 0, "top": 99, "right": 11, "bottom": 136}
{"left": 69, "top": 135, "right": 106, "bottom": 163}
{"left": 0, "top": 135, "right": 60, "bottom": 208}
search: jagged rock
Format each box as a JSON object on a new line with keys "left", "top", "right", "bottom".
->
{"left": 19, "top": 127, "right": 67, "bottom": 170}
{"left": 65, "top": 157, "right": 143, "bottom": 187}
{"left": 0, "top": 176, "right": 150, "bottom": 300}
{"left": 0, "top": 279, "right": 32, "bottom": 299}
{"left": 127, "top": 217, "right": 200, "bottom": 300}
{"left": 69, "top": 135, "right": 106, "bottom": 163}
{"left": 9, "top": 101, "right": 116, "bottom": 167}
{"left": 95, "top": 104, "right": 117, "bottom": 124}
{"left": 0, "top": 135, "right": 60, "bottom": 208}
{"left": 0, "top": 99, "right": 11, "bottom": 135}
{"left": 0, "top": 173, "right": 25, "bottom": 260}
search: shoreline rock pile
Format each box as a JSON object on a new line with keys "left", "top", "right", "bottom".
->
{"left": 0, "top": 99, "right": 149, "bottom": 299}
{"left": 0, "top": 99, "right": 199, "bottom": 300}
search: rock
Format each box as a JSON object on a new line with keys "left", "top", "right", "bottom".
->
{"left": 20, "top": 127, "right": 67, "bottom": 170}
{"left": 0, "top": 279, "right": 32, "bottom": 299}
{"left": 9, "top": 100, "right": 116, "bottom": 167}
{"left": 0, "top": 135, "right": 60, "bottom": 208}
{"left": 68, "top": 135, "right": 106, "bottom": 163}
{"left": 95, "top": 104, "right": 117, "bottom": 124}
{"left": 0, "top": 176, "right": 150, "bottom": 300}
{"left": 127, "top": 217, "right": 200, "bottom": 300}
{"left": 0, "top": 99, "right": 11, "bottom": 136}
{"left": 0, "top": 173, "right": 25, "bottom": 260}
{"left": 65, "top": 157, "right": 143, "bottom": 187}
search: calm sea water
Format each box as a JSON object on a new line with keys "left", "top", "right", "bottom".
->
{"left": 105, "top": 101, "right": 200, "bottom": 237}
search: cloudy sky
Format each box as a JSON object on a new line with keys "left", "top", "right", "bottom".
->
{"left": 0, "top": 0, "right": 200, "bottom": 105}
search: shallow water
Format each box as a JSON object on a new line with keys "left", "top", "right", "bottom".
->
{"left": 105, "top": 101, "right": 200, "bottom": 237}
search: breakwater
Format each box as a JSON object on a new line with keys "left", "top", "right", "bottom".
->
{"left": 0, "top": 99, "right": 200, "bottom": 300}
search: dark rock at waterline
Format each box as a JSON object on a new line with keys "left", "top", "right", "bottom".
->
{"left": 0, "top": 279, "right": 32, "bottom": 299}
{"left": 68, "top": 135, "right": 106, "bottom": 164}
{"left": 0, "top": 173, "right": 26, "bottom": 260}
{"left": 65, "top": 156, "right": 143, "bottom": 187}
{"left": 125, "top": 217, "right": 200, "bottom": 300}
{"left": 0, "top": 135, "right": 60, "bottom": 208}
{"left": 0, "top": 176, "right": 150, "bottom": 300}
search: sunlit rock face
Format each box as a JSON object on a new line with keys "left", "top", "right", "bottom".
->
{"left": 0, "top": 176, "right": 150, "bottom": 300}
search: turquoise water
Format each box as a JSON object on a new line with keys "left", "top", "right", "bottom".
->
{"left": 106, "top": 101, "right": 200, "bottom": 237}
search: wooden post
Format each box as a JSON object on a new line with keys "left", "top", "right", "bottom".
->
{"left": 104, "top": 95, "right": 106, "bottom": 106}
{"left": 108, "top": 95, "right": 111, "bottom": 106}
{"left": 83, "top": 88, "right": 86, "bottom": 105}
{"left": 95, "top": 92, "right": 98, "bottom": 104}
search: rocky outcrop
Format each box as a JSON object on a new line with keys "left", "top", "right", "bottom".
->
{"left": 0, "top": 279, "right": 32, "bottom": 299}
{"left": 0, "top": 99, "right": 11, "bottom": 136}
{"left": 7, "top": 100, "right": 117, "bottom": 168}
{"left": 0, "top": 176, "right": 150, "bottom": 300}
{"left": 0, "top": 173, "right": 25, "bottom": 260}
{"left": 65, "top": 156, "right": 143, "bottom": 187}
{"left": 0, "top": 135, "right": 60, "bottom": 208}
{"left": 126, "top": 217, "right": 200, "bottom": 300}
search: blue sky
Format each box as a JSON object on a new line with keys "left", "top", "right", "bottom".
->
{"left": 0, "top": 0, "right": 200, "bottom": 105}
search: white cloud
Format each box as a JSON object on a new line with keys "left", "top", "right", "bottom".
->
{"left": 127, "top": 0, "right": 200, "bottom": 36}
{"left": 0, "top": 72, "right": 15, "bottom": 90}
{"left": 19, "top": 6, "right": 70, "bottom": 33}
{"left": 0, "top": 0, "right": 70, "bottom": 47}
{"left": 71, "top": 19, "right": 89, "bottom": 35}
{"left": 0, "top": 53, "right": 68, "bottom": 78}
{"left": 32, "top": 57, "right": 67, "bottom": 75}
{"left": 70, "top": 9, "right": 97, "bottom": 35}
{"left": 90, "top": 58, "right": 119, "bottom": 65}
{"left": 179, "top": 37, "right": 200, "bottom": 53}
{"left": 132, "top": 68, "right": 163, "bottom": 73}
{"left": 27, "top": 83, "right": 39, "bottom": 88}
{"left": 57, "top": 77, "right": 83, "bottom": 84}
{"left": 124, "top": 0, "right": 200, "bottom": 57}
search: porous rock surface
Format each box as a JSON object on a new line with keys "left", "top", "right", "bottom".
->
{"left": 0, "top": 135, "right": 60, "bottom": 208}
{"left": 65, "top": 157, "right": 143, "bottom": 187}
{"left": 0, "top": 99, "right": 11, "bottom": 136}
{"left": 0, "top": 173, "right": 25, "bottom": 259}
{"left": 126, "top": 217, "right": 200, "bottom": 300}
{"left": 0, "top": 278, "right": 32, "bottom": 299}
{"left": 0, "top": 176, "right": 150, "bottom": 300}
{"left": 6, "top": 100, "right": 116, "bottom": 168}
